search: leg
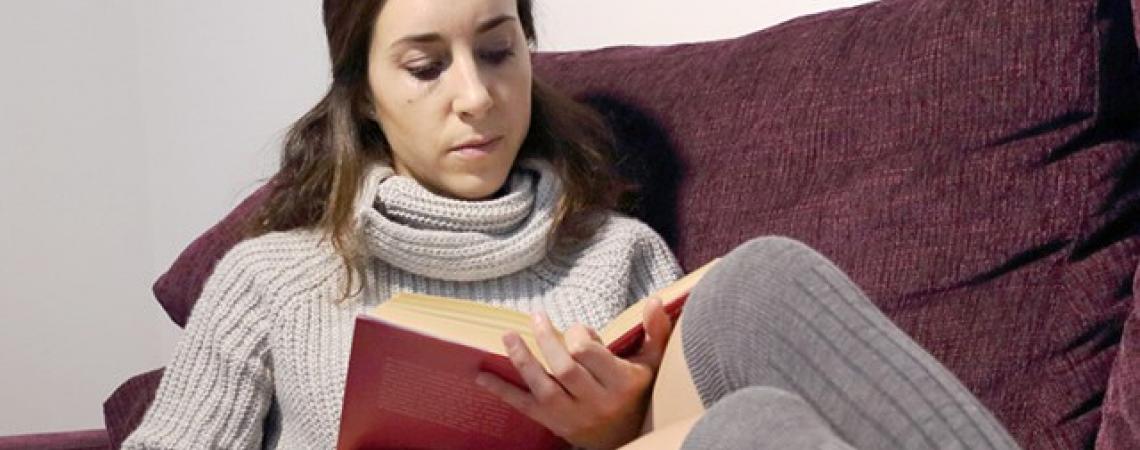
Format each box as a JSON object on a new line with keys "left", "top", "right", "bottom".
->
{"left": 681, "top": 386, "right": 856, "bottom": 450}
{"left": 621, "top": 415, "right": 702, "bottom": 450}
{"left": 642, "top": 310, "right": 704, "bottom": 432}
{"left": 678, "top": 236, "right": 1021, "bottom": 450}
{"left": 627, "top": 387, "right": 852, "bottom": 450}
{"left": 623, "top": 298, "right": 705, "bottom": 449}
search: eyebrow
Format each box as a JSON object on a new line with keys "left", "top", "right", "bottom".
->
{"left": 392, "top": 15, "right": 517, "bottom": 48}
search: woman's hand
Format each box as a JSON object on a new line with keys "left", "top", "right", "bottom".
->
{"left": 474, "top": 297, "right": 675, "bottom": 450}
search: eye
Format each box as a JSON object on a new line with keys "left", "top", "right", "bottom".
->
{"left": 406, "top": 60, "right": 445, "bottom": 81}
{"left": 479, "top": 48, "right": 515, "bottom": 65}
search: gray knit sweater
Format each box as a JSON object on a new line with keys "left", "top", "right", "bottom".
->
{"left": 122, "top": 160, "right": 682, "bottom": 449}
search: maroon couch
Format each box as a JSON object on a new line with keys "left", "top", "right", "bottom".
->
{"left": 5, "top": 0, "right": 1136, "bottom": 448}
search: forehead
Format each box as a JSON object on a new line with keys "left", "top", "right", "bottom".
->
{"left": 374, "top": 0, "right": 518, "bottom": 41}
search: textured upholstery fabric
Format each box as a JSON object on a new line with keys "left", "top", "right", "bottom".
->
{"left": 151, "top": 182, "right": 275, "bottom": 328}
{"left": 1135, "top": 0, "right": 1140, "bottom": 48}
{"left": 0, "top": 429, "right": 109, "bottom": 450}
{"left": 531, "top": 0, "right": 1140, "bottom": 447}
{"left": 106, "top": 0, "right": 1140, "bottom": 448}
{"left": 1098, "top": 263, "right": 1140, "bottom": 447}
{"left": 102, "top": 369, "right": 163, "bottom": 449}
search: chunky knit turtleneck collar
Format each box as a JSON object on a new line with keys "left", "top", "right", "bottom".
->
{"left": 356, "top": 159, "right": 560, "bottom": 282}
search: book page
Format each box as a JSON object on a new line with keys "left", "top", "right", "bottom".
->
{"left": 599, "top": 259, "right": 719, "bottom": 344}
{"left": 366, "top": 258, "right": 718, "bottom": 371}
{"left": 370, "top": 305, "right": 556, "bottom": 372}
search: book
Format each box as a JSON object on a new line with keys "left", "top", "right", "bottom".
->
{"left": 336, "top": 259, "right": 718, "bottom": 450}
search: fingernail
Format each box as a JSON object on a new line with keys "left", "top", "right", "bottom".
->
{"left": 474, "top": 373, "right": 488, "bottom": 388}
{"left": 503, "top": 333, "right": 519, "bottom": 349}
{"left": 532, "top": 311, "right": 544, "bottom": 326}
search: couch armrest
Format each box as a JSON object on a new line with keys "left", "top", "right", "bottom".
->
{"left": 0, "top": 429, "right": 109, "bottom": 450}
{"left": 1097, "top": 263, "right": 1140, "bottom": 448}
{"left": 102, "top": 368, "right": 163, "bottom": 449}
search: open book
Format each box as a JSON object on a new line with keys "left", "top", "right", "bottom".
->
{"left": 336, "top": 260, "right": 718, "bottom": 450}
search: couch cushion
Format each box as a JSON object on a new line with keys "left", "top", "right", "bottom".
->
{"left": 141, "top": 0, "right": 1139, "bottom": 447}
{"left": 102, "top": 369, "right": 163, "bottom": 449}
{"left": 1097, "top": 263, "right": 1140, "bottom": 448}
{"left": 1134, "top": 0, "right": 1140, "bottom": 48}
{"left": 152, "top": 182, "right": 274, "bottom": 327}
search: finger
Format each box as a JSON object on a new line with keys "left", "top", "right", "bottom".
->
{"left": 564, "top": 323, "right": 603, "bottom": 347}
{"left": 530, "top": 312, "right": 606, "bottom": 402}
{"left": 633, "top": 297, "right": 673, "bottom": 371}
{"left": 503, "top": 331, "right": 571, "bottom": 407}
{"left": 474, "top": 371, "right": 544, "bottom": 421}
{"left": 584, "top": 326, "right": 603, "bottom": 344}
{"left": 563, "top": 324, "right": 628, "bottom": 391}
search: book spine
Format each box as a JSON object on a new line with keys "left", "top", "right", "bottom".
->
{"left": 606, "top": 293, "right": 690, "bottom": 358}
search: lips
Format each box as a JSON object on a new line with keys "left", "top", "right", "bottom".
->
{"left": 449, "top": 135, "right": 502, "bottom": 157}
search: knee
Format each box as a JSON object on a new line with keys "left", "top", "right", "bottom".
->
{"left": 683, "top": 236, "right": 834, "bottom": 324}
{"left": 730, "top": 236, "right": 825, "bottom": 271}
{"left": 712, "top": 385, "right": 809, "bottom": 412}
{"left": 710, "top": 236, "right": 832, "bottom": 290}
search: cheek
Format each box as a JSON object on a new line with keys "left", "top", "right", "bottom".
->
{"left": 518, "top": 81, "right": 534, "bottom": 137}
{"left": 371, "top": 85, "right": 440, "bottom": 152}
{"left": 369, "top": 67, "right": 437, "bottom": 128}
{"left": 504, "top": 65, "right": 533, "bottom": 127}
{"left": 518, "top": 57, "right": 534, "bottom": 117}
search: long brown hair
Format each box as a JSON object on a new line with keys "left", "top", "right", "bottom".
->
{"left": 245, "top": 0, "right": 629, "bottom": 300}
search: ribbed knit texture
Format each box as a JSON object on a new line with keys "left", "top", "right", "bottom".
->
{"left": 680, "top": 237, "right": 1019, "bottom": 449}
{"left": 358, "top": 159, "right": 559, "bottom": 282}
{"left": 681, "top": 386, "right": 856, "bottom": 450}
{"left": 122, "top": 161, "right": 681, "bottom": 449}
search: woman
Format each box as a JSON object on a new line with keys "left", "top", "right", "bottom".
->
{"left": 123, "top": 0, "right": 1020, "bottom": 449}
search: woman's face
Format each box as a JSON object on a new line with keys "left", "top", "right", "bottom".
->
{"left": 368, "top": 0, "right": 532, "bottom": 200}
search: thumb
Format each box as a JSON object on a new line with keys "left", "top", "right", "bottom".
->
{"left": 631, "top": 297, "right": 672, "bottom": 371}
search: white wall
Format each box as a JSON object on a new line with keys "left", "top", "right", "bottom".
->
{"left": 0, "top": 0, "right": 872, "bottom": 435}
{"left": 0, "top": 0, "right": 157, "bottom": 436}
{"left": 535, "top": 0, "right": 873, "bottom": 51}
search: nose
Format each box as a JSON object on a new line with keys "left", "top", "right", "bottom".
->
{"left": 450, "top": 54, "right": 494, "bottom": 120}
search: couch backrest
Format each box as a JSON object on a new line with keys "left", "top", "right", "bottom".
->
{"left": 530, "top": 0, "right": 1139, "bottom": 447}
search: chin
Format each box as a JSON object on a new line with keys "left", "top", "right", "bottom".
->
{"left": 443, "top": 174, "right": 511, "bottom": 201}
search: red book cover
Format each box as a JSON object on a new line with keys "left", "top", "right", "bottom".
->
{"left": 335, "top": 260, "right": 716, "bottom": 449}
{"left": 337, "top": 316, "right": 569, "bottom": 450}
{"left": 603, "top": 292, "right": 689, "bottom": 359}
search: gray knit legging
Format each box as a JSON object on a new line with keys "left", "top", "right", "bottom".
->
{"left": 678, "top": 237, "right": 1021, "bottom": 450}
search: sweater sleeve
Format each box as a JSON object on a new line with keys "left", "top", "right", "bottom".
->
{"left": 122, "top": 243, "right": 274, "bottom": 449}
{"left": 625, "top": 220, "right": 684, "bottom": 307}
